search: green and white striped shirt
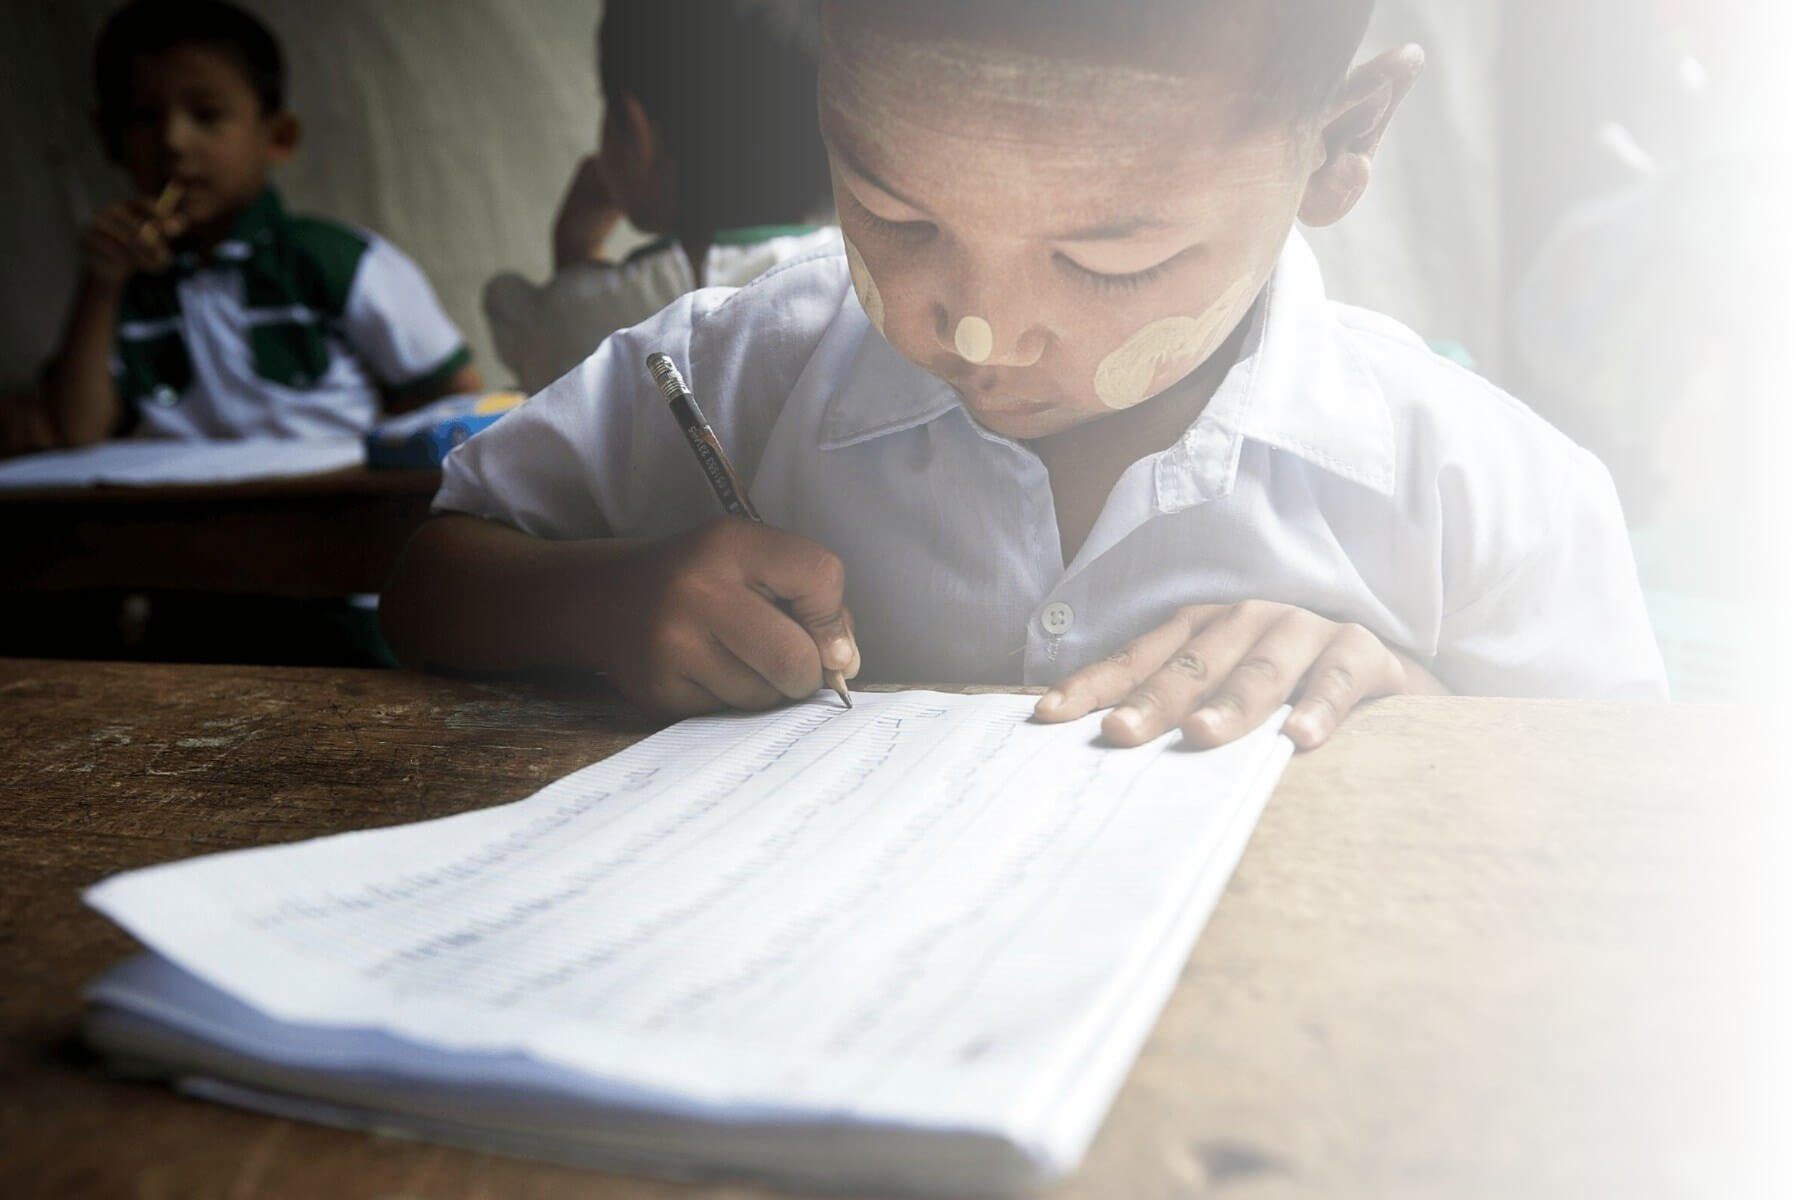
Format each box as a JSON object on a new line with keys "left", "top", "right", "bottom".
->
{"left": 113, "top": 188, "right": 470, "bottom": 438}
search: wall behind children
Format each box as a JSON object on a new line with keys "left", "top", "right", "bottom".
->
{"left": 0, "top": 0, "right": 1501, "bottom": 392}
{"left": 0, "top": 0, "right": 602, "bottom": 391}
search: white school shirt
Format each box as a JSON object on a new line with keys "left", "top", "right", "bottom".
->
{"left": 483, "top": 226, "right": 844, "bottom": 395}
{"left": 437, "top": 233, "right": 1668, "bottom": 700}
{"left": 114, "top": 190, "right": 470, "bottom": 440}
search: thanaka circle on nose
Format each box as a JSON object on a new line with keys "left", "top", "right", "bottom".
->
{"left": 953, "top": 316, "right": 994, "bottom": 364}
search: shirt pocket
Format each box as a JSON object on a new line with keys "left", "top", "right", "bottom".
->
{"left": 248, "top": 320, "right": 332, "bottom": 390}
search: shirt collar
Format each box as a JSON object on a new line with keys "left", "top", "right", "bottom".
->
{"left": 817, "top": 315, "right": 962, "bottom": 450}
{"left": 168, "top": 186, "right": 286, "bottom": 275}
{"left": 816, "top": 231, "right": 1396, "bottom": 500}
{"left": 1224, "top": 230, "right": 1396, "bottom": 496}
{"left": 1149, "top": 231, "right": 1396, "bottom": 509}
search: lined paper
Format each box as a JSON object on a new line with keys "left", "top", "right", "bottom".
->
{"left": 87, "top": 690, "right": 1290, "bottom": 1158}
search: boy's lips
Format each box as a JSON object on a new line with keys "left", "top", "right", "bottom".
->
{"left": 960, "top": 390, "right": 1060, "bottom": 416}
{"left": 937, "top": 365, "right": 1061, "bottom": 416}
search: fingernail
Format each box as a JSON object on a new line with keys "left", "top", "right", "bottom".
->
{"left": 1110, "top": 705, "right": 1145, "bottom": 734}
{"left": 1038, "top": 689, "right": 1064, "bottom": 713}
{"left": 826, "top": 637, "right": 853, "bottom": 670}
{"left": 1288, "top": 712, "right": 1320, "bottom": 743}
{"left": 1194, "top": 706, "right": 1223, "bottom": 729}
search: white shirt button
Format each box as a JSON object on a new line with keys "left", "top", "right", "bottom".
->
{"left": 1040, "top": 601, "right": 1074, "bottom": 636}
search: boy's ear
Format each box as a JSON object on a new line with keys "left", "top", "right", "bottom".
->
{"left": 1298, "top": 45, "right": 1425, "bottom": 228}
{"left": 266, "top": 111, "right": 302, "bottom": 165}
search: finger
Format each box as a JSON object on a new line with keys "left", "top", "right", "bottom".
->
{"left": 1101, "top": 605, "right": 1279, "bottom": 746}
{"left": 741, "top": 528, "right": 859, "bottom": 675}
{"left": 692, "top": 632, "right": 790, "bottom": 711}
{"left": 93, "top": 211, "right": 144, "bottom": 247}
{"left": 711, "top": 593, "right": 831, "bottom": 702}
{"left": 85, "top": 226, "right": 132, "bottom": 262}
{"left": 120, "top": 197, "right": 183, "bottom": 248}
{"left": 85, "top": 227, "right": 141, "bottom": 278}
{"left": 840, "top": 605, "right": 861, "bottom": 679}
{"left": 1179, "top": 613, "right": 1337, "bottom": 748}
{"left": 1035, "top": 605, "right": 1225, "bottom": 723}
{"left": 133, "top": 239, "right": 173, "bottom": 273}
{"left": 120, "top": 197, "right": 165, "bottom": 239}
{"left": 150, "top": 210, "right": 187, "bottom": 240}
{"left": 637, "top": 671, "right": 726, "bottom": 719}
{"left": 99, "top": 213, "right": 168, "bottom": 268}
{"left": 1282, "top": 626, "right": 1407, "bottom": 750}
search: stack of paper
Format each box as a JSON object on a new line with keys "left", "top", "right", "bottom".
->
{"left": 0, "top": 438, "right": 365, "bottom": 488}
{"left": 84, "top": 691, "right": 1291, "bottom": 1195}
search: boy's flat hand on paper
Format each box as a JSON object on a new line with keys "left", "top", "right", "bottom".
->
{"left": 84, "top": 196, "right": 186, "bottom": 286}
{"left": 600, "top": 516, "right": 861, "bottom": 717}
{"left": 1034, "top": 601, "right": 1445, "bottom": 750}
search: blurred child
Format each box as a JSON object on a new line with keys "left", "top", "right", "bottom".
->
{"left": 385, "top": 0, "right": 1667, "bottom": 750}
{"left": 484, "top": 0, "right": 838, "bottom": 394}
{"left": 39, "top": 0, "right": 481, "bottom": 446}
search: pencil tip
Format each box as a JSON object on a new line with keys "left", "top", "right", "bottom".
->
{"left": 827, "top": 671, "right": 852, "bottom": 709}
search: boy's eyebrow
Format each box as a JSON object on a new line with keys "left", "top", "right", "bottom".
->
{"left": 829, "top": 140, "right": 932, "bottom": 213}
{"left": 830, "top": 133, "right": 1176, "bottom": 242}
{"left": 1055, "top": 216, "right": 1177, "bottom": 242}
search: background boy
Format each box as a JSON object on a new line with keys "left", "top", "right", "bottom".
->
{"left": 37, "top": 0, "right": 481, "bottom": 447}
{"left": 384, "top": 0, "right": 1666, "bottom": 749}
{"left": 484, "top": 0, "right": 839, "bottom": 395}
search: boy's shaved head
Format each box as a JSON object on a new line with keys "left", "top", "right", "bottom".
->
{"left": 823, "top": 0, "right": 1376, "bottom": 126}
{"left": 817, "top": 0, "right": 1415, "bottom": 440}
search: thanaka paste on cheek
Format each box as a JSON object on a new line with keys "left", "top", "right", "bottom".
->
{"left": 1092, "top": 273, "right": 1258, "bottom": 410}
{"left": 843, "top": 237, "right": 886, "bottom": 336}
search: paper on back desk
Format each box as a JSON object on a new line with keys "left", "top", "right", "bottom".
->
{"left": 0, "top": 437, "right": 364, "bottom": 487}
{"left": 85, "top": 691, "right": 1291, "bottom": 1160}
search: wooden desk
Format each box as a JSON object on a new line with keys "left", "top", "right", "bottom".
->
{"left": 1, "top": 660, "right": 1787, "bottom": 1198}
{"left": 1, "top": 467, "right": 438, "bottom": 596}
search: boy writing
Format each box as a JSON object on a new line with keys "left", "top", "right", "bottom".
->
{"left": 384, "top": 0, "right": 1666, "bottom": 749}
{"left": 38, "top": 0, "right": 480, "bottom": 446}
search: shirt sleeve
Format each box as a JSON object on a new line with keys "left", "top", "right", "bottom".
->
{"left": 482, "top": 251, "right": 688, "bottom": 395}
{"left": 340, "top": 235, "right": 470, "bottom": 390}
{"left": 435, "top": 252, "right": 851, "bottom": 544}
{"left": 433, "top": 291, "right": 708, "bottom": 540}
{"left": 1434, "top": 441, "right": 1669, "bottom": 700}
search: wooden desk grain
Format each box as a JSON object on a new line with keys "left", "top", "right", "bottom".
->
{"left": 0, "top": 660, "right": 1788, "bottom": 1199}
{"left": 1, "top": 467, "right": 438, "bottom": 596}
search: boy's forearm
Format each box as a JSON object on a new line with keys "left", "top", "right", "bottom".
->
{"left": 43, "top": 276, "right": 126, "bottom": 447}
{"left": 381, "top": 513, "right": 638, "bottom": 675}
{"left": 553, "top": 215, "right": 622, "bottom": 271}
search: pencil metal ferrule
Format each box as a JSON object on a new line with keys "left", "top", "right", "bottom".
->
{"left": 647, "top": 354, "right": 690, "bottom": 403}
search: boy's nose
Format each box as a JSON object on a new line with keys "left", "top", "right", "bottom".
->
{"left": 935, "top": 308, "right": 1045, "bottom": 368}
{"left": 162, "top": 112, "right": 199, "bottom": 153}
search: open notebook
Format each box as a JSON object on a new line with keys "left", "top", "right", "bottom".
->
{"left": 84, "top": 690, "right": 1292, "bottom": 1196}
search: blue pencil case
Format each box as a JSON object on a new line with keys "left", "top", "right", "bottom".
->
{"left": 365, "top": 392, "right": 525, "bottom": 469}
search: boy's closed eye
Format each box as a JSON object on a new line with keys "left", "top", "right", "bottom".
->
{"left": 1054, "top": 244, "right": 1203, "bottom": 295}
{"left": 840, "top": 186, "right": 936, "bottom": 247}
{"left": 841, "top": 175, "right": 1201, "bottom": 298}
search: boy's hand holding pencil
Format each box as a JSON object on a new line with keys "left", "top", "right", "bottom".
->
{"left": 645, "top": 353, "right": 854, "bottom": 709}
{"left": 593, "top": 516, "right": 861, "bottom": 718}
{"left": 82, "top": 183, "right": 184, "bottom": 286}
